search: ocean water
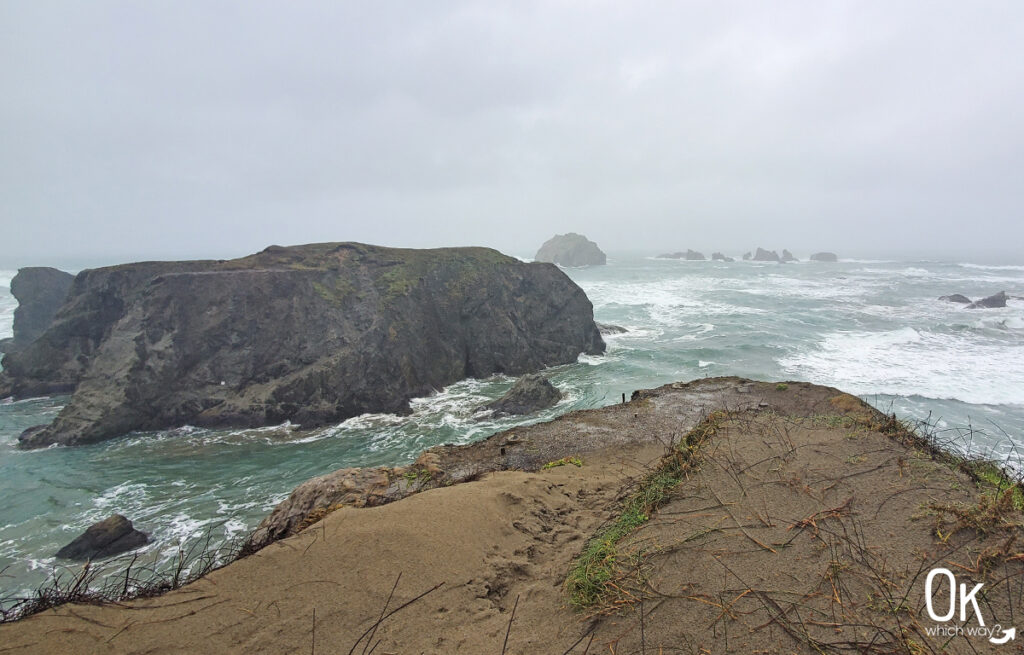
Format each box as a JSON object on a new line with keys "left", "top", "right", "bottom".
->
{"left": 1, "top": 256, "right": 1022, "bottom": 601}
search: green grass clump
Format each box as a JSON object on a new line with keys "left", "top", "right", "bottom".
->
{"left": 542, "top": 456, "right": 583, "bottom": 470}
{"left": 776, "top": 383, "right": 789, "bottom": 391}
{"left": 564, "top": 414, "right": 722, "bottom": 609}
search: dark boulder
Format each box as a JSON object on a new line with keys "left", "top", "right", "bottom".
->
{"left": 8, "top": 243, "right": 604, "bottom": 448}
{"left": 752, "top": 248, "right": 781, "bottom": 262}
{"left": 596, "top": 322, "right": 628, "bottom": 335}
{"left": 484, "top": 374, "right": 562, "bottom": 417}
{"left": 939, "top": 294, "right": 972, "bottom": 304}
{"left": 711, "top": 252, "right": 735, "bottom": 262}
{"left": 55, "top": 514, "right": 149, "bottom": 560}
{"left": 968, "top": 291, "right": 1008, "bottom": 309}
{"left": 534, "top": 233, "right": 606, "bottom": 266}
{"left": 6, "top": 267, "right": 74, "bottom": 353}
{"left": 810, "top": 252, "right": 838, "bottom": 262}
{"left": 781, "top": 249, "right": 798, "bottom": 262}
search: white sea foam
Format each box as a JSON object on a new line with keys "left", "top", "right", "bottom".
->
{"left": 960, "top": 263, "right": 1024, "bottom": 272}
{"left": 781, "top": 327, "right": 1024, "bottom": 405}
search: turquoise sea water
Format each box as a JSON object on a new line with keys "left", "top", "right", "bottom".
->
{"left": 1, "top": 255, "right": 1022, "bottom": 601}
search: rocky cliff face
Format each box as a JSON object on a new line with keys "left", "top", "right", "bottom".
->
{"left": 534, "top": 233, "right": 606, "bottom": 266}
{"left": 2, "top": 267, "right": 74, "bottom": 354}
{"left": 8, "top": 243, "right": 605, "bottom": 448}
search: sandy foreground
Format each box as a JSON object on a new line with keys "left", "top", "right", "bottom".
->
{"left": 3, "top": 379, "right": 1024, "bottom": 654}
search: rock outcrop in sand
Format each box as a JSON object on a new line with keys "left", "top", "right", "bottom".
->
{"left": 8, "top": 377, "right": 1024, "bottom": 655}
{"left": 6, "top": 243, "right": 604, "bottom": 448}
{"left": 0, "top": 267, "right": 73, "bottom": 354}
{"left": 534, "top": 233, "right": 606, "bottom": 266}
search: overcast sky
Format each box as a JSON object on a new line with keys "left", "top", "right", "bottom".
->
{"left": 2, "top": 1, "right": 1023, "bottom": 266}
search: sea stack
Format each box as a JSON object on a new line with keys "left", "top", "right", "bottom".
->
{"left": 535, "top": 233, "right": 607, "bottom": 267}
{"left": 810, "top": 252, "right": 838, "bottom": 262}
{"left": 752, "top": 248, "right": 781, "bottom": 262}
{"left": 3, "top": 267, "right": 74, "bottom": 353}
{"left": 6, "top": 243, "right": 605, "bottom": 448}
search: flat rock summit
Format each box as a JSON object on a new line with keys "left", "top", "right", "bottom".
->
{"left": 2, "top": 243, "right": 604, "bottom": 448}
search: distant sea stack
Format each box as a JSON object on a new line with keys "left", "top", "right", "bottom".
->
{"left": 810, "top": 252, "right": 838, "bottom": 262}
{"left": 781, "top": 249, "right": 798, "bottom": 262}
{"left": 534, "top": 233, "right": 606, "bottom": 267}
{"left": 751, "top": 248, "right": 781, "bottom": 262}
{"left": 0, "top": 267, "right": 74, "bottom": 354}
{"left": 711, "top": 252, "right": 734, "bottom": 262}
{"left": 657, "top": 250, "right": 705, "bottom": 261}
{"left": 6, "top": 243, "right": 605, "bottom": 448}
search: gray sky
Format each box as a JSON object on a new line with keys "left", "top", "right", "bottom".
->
{"left": 2, "top": 1, "right": 1023, "bottom": 266}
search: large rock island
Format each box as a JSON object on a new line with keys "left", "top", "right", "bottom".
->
{"left": 534, "top": 233, "right": 606, "bottom": 266}
{"left": 3, "top": 243, "right": 605, "bottom": 448}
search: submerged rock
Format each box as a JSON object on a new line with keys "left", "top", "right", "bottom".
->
{"left": 55, "top": 514, "right": 149, "bottom": 560}
{"left": 939, "top": 294, "right": 972, "bottom": 304}
{"left": 484, "top": 374, "right": 562, "bottom": 417}
{"left": 596, "top": 322, "right": 628, "bottom": 335}
{"left": 810, "top": 252, "right": 838, "bottom": 262}
{"left": 8, "top": 243, "right": 605, "bottom": 448}
{"left": 968, "top": 291, "right": 1008, "bottom": 309}
{"left": 5, "top": 267, "right": 74, "bottom": 353}
{"left": 534, "top": 233, "right": 606, "bottom": 266}
{"left": 658, "top": 250, "right": 705, "bottom": 261}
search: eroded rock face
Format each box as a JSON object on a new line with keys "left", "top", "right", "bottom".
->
{"left": 752, "top": 248, "right": 780, "bottom": 262}
{"left": 484, "top": 374, "right": 562, "bottom": 417}
{"left": 8, "top": 243, "right": 605, "bottom": 448}
{"left": 968, "top": 291, "right": 1008, "bottom": 309}
{"left": 810, "top": 252, "right": 838, "bottom": 262}
{"left": 55, "top": 514, "right": 149, "bottom": 560}
{"left": 535, "top": 233, "right": 606, "bottom": 266}
{"left": 6, "top": 267, "right": 74, "bottom": 352}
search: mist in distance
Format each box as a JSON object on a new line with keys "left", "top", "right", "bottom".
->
{"left": 2, "top": 1, "right": 1023, "bottom": 268}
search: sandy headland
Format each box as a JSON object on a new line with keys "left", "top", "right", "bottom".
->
{"left": 3, "top": 377, "right": 1024, "bottom": 653}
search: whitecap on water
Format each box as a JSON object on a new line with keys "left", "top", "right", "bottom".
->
{"left": 780, "top": 327, "right": 1024, "bottom": 405}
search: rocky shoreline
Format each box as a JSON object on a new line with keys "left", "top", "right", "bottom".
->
{"left": 3, "top": 376, "right": 1023, "bottom": 654}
